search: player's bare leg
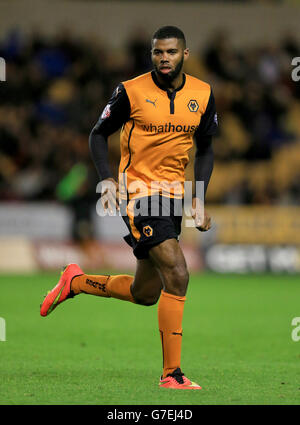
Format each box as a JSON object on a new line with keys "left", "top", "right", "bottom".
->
{"left": 149, "top": 238, "right": 189, "bottom": 297}
{"left": 130, "top": 258, "right": 163, "bottom": 306}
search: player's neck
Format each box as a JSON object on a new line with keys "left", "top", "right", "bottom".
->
{"left": 155, "top": 71, "right": 184, "bottom": 92}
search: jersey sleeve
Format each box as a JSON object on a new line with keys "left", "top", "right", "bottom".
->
{"left": 194, "top": 89, "right": 218, "bottom": 138}
{"left": 93, "top": 83, "right": 131, "bottom": 137}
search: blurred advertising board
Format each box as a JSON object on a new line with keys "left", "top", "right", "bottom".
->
{"left": 205, "top": 206, "right": 300, "bottom": 245}
{"left": 0, "top": 203, "right": 299, "bottom": 273}
{"left": 0, "top": 202, "right": 72, "bottom": 240}
{"left": 197, "top": 206, "right": 300, "bottom": 273}
{"left": 204, "top": 244, "right": 300, "bottom": 274}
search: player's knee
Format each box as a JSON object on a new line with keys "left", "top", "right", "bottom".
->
{"left": 131, "top": 289, "right": 160, "bottom": 306}
{"left": 163, "top": 264, "right": 189, "bottom": 296}
{"left": 134, "top": 295, "right": 159, "bottom": 306}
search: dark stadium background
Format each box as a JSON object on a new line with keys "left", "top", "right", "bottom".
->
{"left": 0, "top": 0, "right": 299, "bottom": 274}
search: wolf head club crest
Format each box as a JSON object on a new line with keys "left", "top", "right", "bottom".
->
{"left": 188, "top": 99, "right": 199, "bottom": 112}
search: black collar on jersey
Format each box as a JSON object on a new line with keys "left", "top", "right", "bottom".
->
{"left": 151, "top": 70, "right": 186, "bottom": 93}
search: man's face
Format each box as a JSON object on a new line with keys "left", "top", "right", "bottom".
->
{"left": 151, "top": 38, "right": 189, "bottom": 82}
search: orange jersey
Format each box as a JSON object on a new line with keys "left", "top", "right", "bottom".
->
{"left": 94, "top": 71, "right": 217, "bottom": 199}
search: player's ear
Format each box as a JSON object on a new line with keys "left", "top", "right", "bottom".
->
{"left": 183, "top": 48, "right": 189, "bottom": 61}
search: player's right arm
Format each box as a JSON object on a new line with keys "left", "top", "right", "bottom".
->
{"left": 89, "top": 83, "right": 130, "bottom": 212}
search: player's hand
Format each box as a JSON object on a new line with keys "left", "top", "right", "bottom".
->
{"left": 191, "top": 197, "right": 211, "bottom": 232}
{"left": 100, "top": 178, "right": 119, "bottom": 214}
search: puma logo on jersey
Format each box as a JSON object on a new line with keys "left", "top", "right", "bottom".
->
{"left": 146, "top": 98, "right": 157, "bottom": 108}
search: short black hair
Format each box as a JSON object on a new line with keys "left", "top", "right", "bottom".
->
{"left": 152, "top": 26, "right": 186, "bottom": 48}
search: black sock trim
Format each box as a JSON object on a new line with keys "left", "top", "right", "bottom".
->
{"left": 159, "top": 330, "right": 164, "bottom": 370}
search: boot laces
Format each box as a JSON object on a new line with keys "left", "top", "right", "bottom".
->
{"left": 167, "top": 368, "right": 185, "bottom": 385}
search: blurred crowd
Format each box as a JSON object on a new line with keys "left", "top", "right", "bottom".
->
{"left": 0, "top": 27, "right": 300, "bottom": 219}
{"left": 194, "top": 29, "right": 300, "bottom": 205}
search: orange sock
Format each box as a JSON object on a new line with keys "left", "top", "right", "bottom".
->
{"left": 158, "top": 290, "right": 186, "bottom": 378}
{"left": 71, "top": 274, "right": 135, "bottom": 302}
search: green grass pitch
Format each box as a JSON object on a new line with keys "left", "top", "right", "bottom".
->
{"left": 0, "top": 271, "right": 300, "bottom": 405}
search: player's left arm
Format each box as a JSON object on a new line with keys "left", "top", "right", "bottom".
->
{"left": 192, "top": 88, "right": 218, "bottom": 232}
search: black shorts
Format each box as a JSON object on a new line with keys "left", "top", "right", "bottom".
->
{"left": 120, "top": 195, "right": 183, "bottom": 260}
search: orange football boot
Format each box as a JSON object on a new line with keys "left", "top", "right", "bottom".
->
{"left": 40, "top": 263, "right": 84, "bottom": 317}
{"left": 159, "top": 368, "right": 202, "bottom": 390}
